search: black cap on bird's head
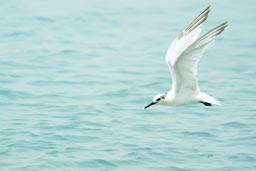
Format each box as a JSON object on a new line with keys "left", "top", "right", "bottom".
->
{"left": 144, "top": 93, "right": 166, "bottom": 109}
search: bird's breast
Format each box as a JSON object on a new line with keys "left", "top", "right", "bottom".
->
{"left": 163, "top": 93, "right": 198, "bottom": 106}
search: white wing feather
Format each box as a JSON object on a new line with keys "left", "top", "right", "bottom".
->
{"left": 166, "top": 6, "right": 210, "bottom": 92}
{"left": 173, "top": 22, "right": 228, "bottom": 94}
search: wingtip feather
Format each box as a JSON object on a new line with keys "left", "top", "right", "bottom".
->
{"left": 183, "top": 6, "right": 211, "bottom": 36}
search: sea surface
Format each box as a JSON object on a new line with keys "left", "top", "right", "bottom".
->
{"left": 0, "top": 0, "right": 255, "bottom": 171}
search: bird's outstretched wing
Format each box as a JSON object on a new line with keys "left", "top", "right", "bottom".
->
{"left": 173, "top": 22, "right": 228, "bottom": 94}
{"left": 166, "top": 6, "right": 210, "bottom": 92}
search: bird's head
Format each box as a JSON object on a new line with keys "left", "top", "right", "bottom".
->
{"left": 144, "top": 93, "right": 166, "bottom": 109}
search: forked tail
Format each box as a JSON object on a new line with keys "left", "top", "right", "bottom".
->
{"left": 199, "top": 92, "right": 221, "bottom": 106}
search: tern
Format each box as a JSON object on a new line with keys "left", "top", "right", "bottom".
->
{"left": 144, "top": 6, "right": 227, "bottom": 109}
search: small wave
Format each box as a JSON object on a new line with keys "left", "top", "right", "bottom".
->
{"left": 221, "top": 121, "right": 248, "bottom": 128}
{"left": 181, "top": 131, "right": 216, "bottom": 137}
{"left": 77, "top": 159, "right": 118, "bottom": 167}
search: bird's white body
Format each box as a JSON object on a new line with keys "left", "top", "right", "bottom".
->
{"left": 145, "top": 6, "right": 226, "bottom": 109}
{"left": 163, "top": 90, "right": 198, "bottom": 106}
{"left": 162, "top": 90, "right": 219, "bottom": 106}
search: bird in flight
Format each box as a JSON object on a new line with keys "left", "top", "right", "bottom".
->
{"left": 144, "top": 6, "right": 227, "bottom": 109}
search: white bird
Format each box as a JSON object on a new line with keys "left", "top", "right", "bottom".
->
{"left": 144, "top": 6, "right": 227, "bottom": 109}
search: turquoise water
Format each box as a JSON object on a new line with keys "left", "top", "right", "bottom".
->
{"left": 0, "top": 0, "right": 256, "bottom": 170}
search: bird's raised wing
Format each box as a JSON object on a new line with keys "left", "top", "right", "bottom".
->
{"left": 173, "top": 22, "right": 228, "bottom": 94}
{"left": 166, "top": 6, "right": 210, "bottom": 92}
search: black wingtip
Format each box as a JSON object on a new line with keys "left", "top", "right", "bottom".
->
{"left": 183, "top": 5, "right": 211, "bottom": 35}
{"left": 204, "top": 5, "right": 211, "bottom": 12}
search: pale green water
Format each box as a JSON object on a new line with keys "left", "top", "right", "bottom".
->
{"left": 0, "top": 0, "right": 256, "bottom": 171}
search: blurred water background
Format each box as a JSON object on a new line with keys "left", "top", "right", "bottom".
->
{"left": 0, "top": 0, "right": 255, "bottom": 170}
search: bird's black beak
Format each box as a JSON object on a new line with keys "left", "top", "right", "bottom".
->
{"left": 144, "top": 101, "right": 157, "bottom": 109}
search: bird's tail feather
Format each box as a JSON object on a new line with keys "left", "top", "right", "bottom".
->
{"left": 199, "top": 92, "right": 221, "bottom": 106}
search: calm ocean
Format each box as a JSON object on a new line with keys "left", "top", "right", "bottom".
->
{"left": 0, "top": 0, "right": 255, "bottom": 170}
